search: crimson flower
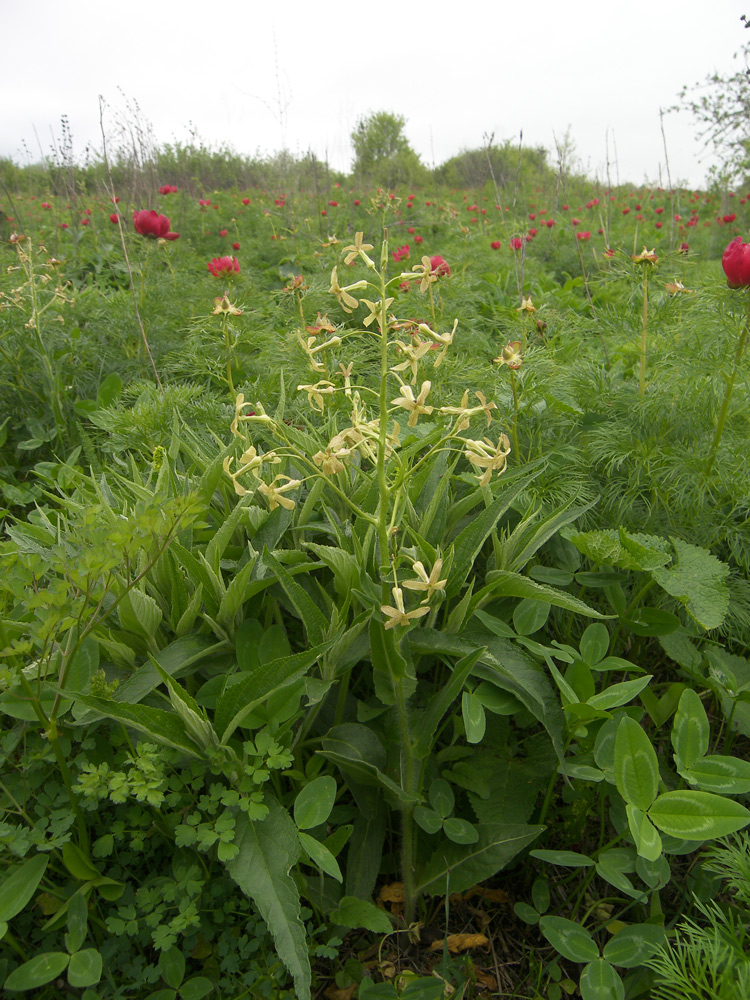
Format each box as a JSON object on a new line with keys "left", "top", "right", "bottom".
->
{"left": 232, "top": 242, "right": 240, "bottom": 250}
{"left": 414, "top": 235, "right": 423, "bottom": 244}
{"left": 219, "top": 229, "right": 228, "bottom": 237}
{"left": 109, "top": 213, "right": 119, "bottom": 224}
{"left": 509, "top": 237, "right": 523, "bottom": 250}
{"left": 576, "top": 231, "right": 591, "bottom": 241}
{"left": 490, "top": 241, "right": 501, "bottom": 250}
{"left": 722, "top": 236, "right": 750, "bottom": 288}
{"left": 354, "top": 199, "right": 361, "bottom": 206}
{"left": 242, "top": 198, "right": 250, "bottom": 205}
{"left": 133, "top": 210, "right": 179, "bottom": 240}
{"left": 430, "top": 255, "right": 450, "bottom": 277}
{"left": 207, "top": 256, "right": 240, "bottom": 277}
{"left": 723, "top": 214, "right": 737, "bottom": 224}
{"left": 159, "top": 184, "right": 178, "bottom": 195}
{"left": 41, "top": 202, "right": 51, "bottom": 209}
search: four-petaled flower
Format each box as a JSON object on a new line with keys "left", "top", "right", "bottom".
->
{"left": 341, "top": 232, "right": 375, "bottom": 267}
{"left": 133, "top": 210, "right": 179, "bottom": 240}
{"left": 329, "top": 266, "right": 367, "bottom": 313}
{"left": 391, "top": 380, "right": 434, "bottom": 427}
{"left": 258, "top": 475, "right": 301, "bottom": 511}
{"left": 494, "top": 341, "right": 523, "bottom": 369}
{"left": 402, "top": 559, "right": 447, "bottom": 603}
{"left": 462, "top": 434, "right": 512, "bottom": 487}
{"left": 213, "top": 294, "right": 242, "bottom": 315}
{"left": 517, "top": 296, "right": 536, "bottom": 313}
{"left": 297, "top": 380, "right": 336, "bottom": 412}
{"left": 360, "top": 297, "right": 394, "bottom": 328}
{"left": 380, "top": 586, "right": 431, "bottom": 629}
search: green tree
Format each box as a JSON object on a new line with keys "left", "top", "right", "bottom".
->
{"left": 350, "top": 111, "right": 427, "bottom": 188}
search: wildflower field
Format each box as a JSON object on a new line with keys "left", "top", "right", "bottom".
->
{"left": 1, "top": 143, "right": 750, "bottom": 1000}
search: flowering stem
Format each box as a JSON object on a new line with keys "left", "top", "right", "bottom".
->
{"left": 705, "top": 303, "right": 750, "bottom": 476}
{"left": 639, "top": 271, "right": 648, "bottom": 396}
{"left": 222, "top": 315, "right": 236, "bottom": 399}
{"left": 509, "top": 369, "right": 520, "bottom": 460}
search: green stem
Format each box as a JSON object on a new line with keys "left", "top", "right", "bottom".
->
{"left": 509, "top": 369, "right": 520, "bottom": 460}
{"left": 639, "top": 270, "right": 648, "bottom": 396}
{"left": 223, "top": 314, "right": 236, "bottom": 399}
{"left": 705, "top": 310, "right": 750, "bottom": 476}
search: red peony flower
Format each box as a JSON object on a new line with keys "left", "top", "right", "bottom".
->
{"left": 354, "top": 199, "right": 360, "bottom": 206}
{"left": 722, "top": 236, "right": 750, "bottom": 288}
{"left": 207, "top": 256, "right": 240, "bottom": 277}
{"left": 509, "top": 237, "right": 523, "bottom": 250}
{"left": 414, "top": 235, "right": 423, "bottom": 244}
{"left": 232, "top": 242, "right": 240, "bottom": 250}
{"left": 220, "top": 229, "right": 228, "bottom": 237}
{"left": 576, "top": 231, "right": 591, "bottom": 241}
{"left": 723, "top": 214, "right": 737, "bottom": 224}
{"left": 159, "top": 185, "right": 178, "bottom": 195}
{"left": 41, "top": 202, "right": 51, "bottom": 209}
{"left": 109, "top": 213, "right": 119, "bottom": 224}
{"left": 242, "top": 197, "right": 250, "bottom": 205}
{"left": 329, "top": 200, "right": 338, "bottom": 207}
{"left": 545, "top": 219, "right": 556, "bottom": 228}
{"left": 528, "top": 228, "right": 538, "bottom": 237}
{"left": 430, "top": 255, "right": 450, "bottom": 277}
{"left": 133, "top": 210, "right": 179, "bottom": 240}
{"left": 490, "top": 241, "right": 502, "bottom": 250}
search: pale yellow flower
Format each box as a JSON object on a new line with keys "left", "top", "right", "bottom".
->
{"left": 360, "top": 297, "right": 393, "bottom": 329}
{"left": 329, "top": 266, "right": 367, "bottom": 313}
{"left": 412, "top": 256, "right": 438, "bottom": 294}
{"left": 517, "top": 296, "right": 537, "bottom": 314}
{"left": 297, "top": 380, "right": 336, "bottom": 413}
{"left": 381, "top": 586, "right": 431, "bottom": 629}
{"left": 341, "top": 232, "right": 375, "bottom": 267}
{"left": 493, "top": 341, "right": 523, "bottom": 370}
{"left": 632, "top": 247, "right": 658, "bottom": 265}
{"left": 463, "top": 434, "right": 512, "bottom": 487}
{"left": 439, "top": 390, "right": 497, "bottom": 431}
{"left": 313, "top": 444, "right": 350, "bottom": 475}
{"left": 390, "top": 337, "right": 432, "bottom": 382}
{"left": 258, "top": 475, "right": 301, "bottom": 511}
{"left": 402, "top": 559, "right": 447, "bottom": 603}
{"left": 391, "top": 380, "right": 434, "bottom": 427}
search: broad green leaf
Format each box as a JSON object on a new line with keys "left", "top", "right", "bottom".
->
{"left": 414, "top": 807, "right": 443, "bottom": 835}
{"left": 159, "top": 948, "right": 185, "bottom": 989}
{"left": 216, "top": 642, "right": 331, "bottom": 742}
{"left": 513, "top": 598, "right": 550, "bottom": 636}
{"left": 262, "top": 549, "right": 328, "bottom": 645}
{"left": 602, "top": 923, "right": 666, "bottom": 968}
{"left": 64, "top": 892, "right": 88, "bottom": 954}
{"left": 71, "top": 695, "right": 200, "bottom": 756}
{"left": 294, "top": 776, "right": 337, "bottom": 830}
{"left": 479, "top": 571, "right": 607, "bottom": 618}
{"left": 62, "top": 842, "right": 100, "bottom": 882}
{"left": 63, "top": 637, "right": 99, "bottom": 694}
{"left": 618, "top": 529, "right": 672, "bottom": 571}
{"left": 4, "top": 952, "right": 69, "bottom": 991}
{"left": 623, "top": 607, "right": 681, "bottom": 637}
{"left": 412, "top": 647, "right": 485, "bottom": 757}
{"left": 651, "top": 539, "right": 729, "bottom": 631}
{"left": 225, "top": 803, "right": 310, "bottom": 1000}
{"left": 580, "top": 623, "right": 610, "bottom": 666}
{"left": 117, "top": 586, "right": 163, "bottom": 640}
{"left": 626, "top": 804, "right": 662, "bottom": 862}
{"left": 345, "top": 810, "right": 386, "bottom": 901}
{"left": 648, "top": 790, "right": 750, "bottom": 839}
{"left": 217, "top": 555, "right": 259, "bottom": 629}
{"left": 179, "top": 977, "right": 214, "bottom": 1000}
{"left": 0, "top": 854, "right": 48, "bottom": 922}
{"left": 369, "top": 619, "right": 416, "bottom": 706}
{"left": 568, "top": 528, "right": 670, "bottom": 572}
{"left": 588, "top": 675, "right": 652, "bottom": 711}
{"left": 461, "top": 690, "right": 486, "bottom": 743}
{"left": 400, "top": 980, "right": 447, "bottom": 1000}
{"left": 531, "top": 878, "right": 550, "bottom": 913}
{"left": 428, "top": 779, "right": 454, "bottom": 819}
{"left": 328, "top": 896, "right": 392, "bottom": 933}
{"left": 579, "top": 959, "right": 624, "bottom": 1000}
{"left": 539, "top": 916, "right": 599, "bottom": 963}
{"left": 415, "top": 823, "right": 542, "bottom": 896}
{"left": 67, "top": 948, "right": 102, "bottom": 988}
{"left": 446, "top": 469, "right": 542, "bottom": 598}
{"left": 614, "top": 717, "right": 659, "bottom": 811}
{"left": 443, "top": 818, "right": 479, "bottom": 844}
{"left": 298, "top": 832, "right": 342, "bottom": 882}
{"left": 671, "top": 688, "right": 709, "bottom": 771}
{"left": 530, "top": 849, "right": 594, "bottom": 867}
{"left": 680, "top": 755, "right": 750, "bottom": 794}
{"left": 514, "top": 901, "right": 541, "bottom": 925}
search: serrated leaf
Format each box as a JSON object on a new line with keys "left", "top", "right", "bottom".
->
{"left": 225, "top": 803, "right": 310, "bottom": 1000}
{"left": 651, "top": 538, "right": 729, "bottom": 631}
{"left": 648, "top": 790, "right": 750, "bottom": 839}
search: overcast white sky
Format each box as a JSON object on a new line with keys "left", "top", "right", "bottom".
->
{"left": 3, "top": 0, "right": 748, "bottom": 189}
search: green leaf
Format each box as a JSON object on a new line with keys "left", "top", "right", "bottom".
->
{"left": 579, "top": 959, "right": 624, "bottom": 1000}
{"left": 178, "top": 977, "right": 214, "bottom": 1000}
{"left": 680, "top": 755, "right": 750, "bottom": 794}
{"left": 623, "top": 607, "right": 681, "bottom": 637}
{"left": 529, "top": 850, "right": 594, "bottom": 868}
{"left": 117, "top": 586, "right": 163, "bottom": 640}
{"left": 539, "top": 916, "right": 599, "bottom": 963}
{"left": 461, "top": 690, "right": 486, "bottom": 743}
{"left": 415, "top": 823, "right": 542, "bottom": 896}
{"left": 67, "top": 949, "right": 102, "bottom": 988}
{"left": 480, "top": 571, "right": 607, "bottom": 619}
{"left": 580, "top": 624, "right": 610, "bottom": 666}
{"left": 614, "top": 717, "right": 659, "bottom": 811}
{"left": 62, "top": 842, "right": 100, "bottom": 882}
{"left": 4, "top": 952, "right": 69, "bottom": 991}
{"left": 671, "top": 688, "right": 709, "bottom": 771}
{"left": 651, "top": 539, "right": 729, "bottom": 631}
{"left": 602, "top": 923, "right": 666, "bottom": 968}
{"left": 225, "top": 803, "right": 310, "bottom": 1000}
{"left": 0, "top": 854, "right": 48, "bottom": 922}
{"left": 514, "top": 901, "right": 541, "bottom": 925}
{"left": 64, "top": 892, "right": 88, "bottom": 954}
{"left": 626, "top": 804, "right": 662, "bottom": 862}
{"left": 328, "top": 896, "right": 392, "bottom": 933}
{"left": 294, "top": 776, "right": 337, "bottom": 830}
{"left": 648, "top": 790, "right": 750, "bottom": 839}
{"left": 428, "top": 779, "right": 454, "bottom": 818}
{"left": 412, "top": 647, "right": 485, "bottom": 758}
{"left": 588, "top": 676, "right": 652, "bottom": 711}
{"left": 513, "top": 599, "right": 550, "bottom": 635}
{"left": 297, "top": 832, "right": 342, "bottom": 882}
{"left": 568, "top": 528, "right": 670, "bottom": 572}
{"left": 71, "top": 695, "right": 200, "bottom": 756}
{"left": 159, "top": 948, "right": 185, "bottom": 989}
{"left": 262, "top": 549, "right": 328, "bottom": 645}
{"left": 216, "top": 642, "right": 331, "bottom": 743}
{"left": 414, "top": 807, "right": 444, "bottom": 835}
{"left": 442, "top": 818, "right": 479, "bottom": 844}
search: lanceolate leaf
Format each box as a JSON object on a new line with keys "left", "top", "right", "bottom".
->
{"left": 71, "top": 695, "right": 200, "bottom": 756}
{"left": 262, "top": 548, "right": 328, "bottom": 645}
{"left": 225, "top": 803, "right": 310, "bottom": 1000}
{"left": 0, "top": 854, "right": 49, "bottom": 922}
{"left": 648, "top": 790, "right": 750, "bottom": 839}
